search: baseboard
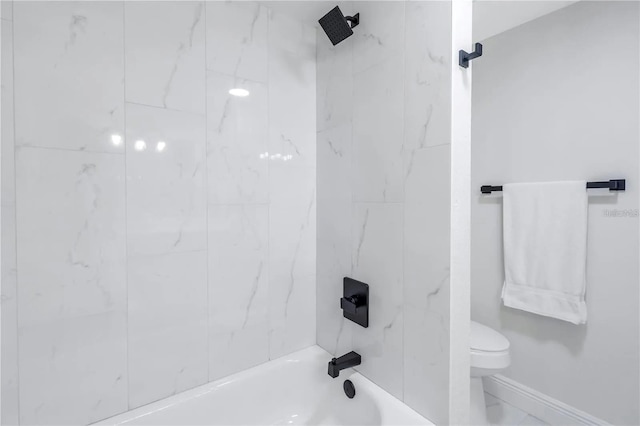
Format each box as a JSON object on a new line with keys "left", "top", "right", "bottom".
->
{"left": 483, "top": 374, "right": 609, "bottom": 426}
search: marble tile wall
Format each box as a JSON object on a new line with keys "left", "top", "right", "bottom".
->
{"left": 1, "top": 5, "right": 19, "bottom": 426}
{"left": 316, "top": 1, "right": 452, "bottom": 423}
{"left": 1, "top": 1, "right": 316, "bottom": 424}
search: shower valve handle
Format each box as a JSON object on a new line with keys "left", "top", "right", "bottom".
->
{"left": 340, "top": 295, "right": 361, "bottom": 314}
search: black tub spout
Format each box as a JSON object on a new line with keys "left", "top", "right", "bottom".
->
{"left": 328, "top": 351, "right": 361, "bottom": 378}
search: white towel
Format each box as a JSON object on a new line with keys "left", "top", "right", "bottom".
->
{"left": 502, "top": 181, "right": 588, "bottom": 324}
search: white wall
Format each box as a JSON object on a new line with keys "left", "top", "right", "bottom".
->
{"left": 316, "top": 1, "right": 452, "bottom": 423}
{"left": 449, "top": 0, "right": 473, "bottom": 422}
{"left": 471, "top": 2, "right": 639, "bottom": 424}
{"left": 472, "top": 0, "right": 577, "bottom": 42}
{"left": 1, "top": 2, "right": 316, "bottom": 424}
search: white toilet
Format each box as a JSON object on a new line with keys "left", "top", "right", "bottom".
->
{"left": 470, "top": 321, "right": 511, "bottom": 425}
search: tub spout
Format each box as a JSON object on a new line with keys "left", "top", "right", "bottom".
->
{"left": 328, "top": 351, "right": 361, "bottom": 378}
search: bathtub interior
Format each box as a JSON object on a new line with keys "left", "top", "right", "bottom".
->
{"left": 98, "top": 347, "right": 431, "bottom": 426}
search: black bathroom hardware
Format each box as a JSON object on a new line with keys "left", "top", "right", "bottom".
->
{"left": 459, "top": 43, "right": 483, "bottom": 68}
{"left": 328, "top": 351, "right": 362, "bottom": 378}
{"left": 319, "top": 6, "right": 360, "bottom": 46}
{"left": 343, "top": 380, "right": 356, "bottom": 399}
{"left": 341, "top": 277, "right": 369, "bottom": 328}
{"left": 480, "top": 179, "right": 626, "bottom": 194}
{"left": 340, "top": 295, "right": 361, "bottom": 315}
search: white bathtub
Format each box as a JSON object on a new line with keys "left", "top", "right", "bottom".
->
{"left": 97, "top": 346, "right": 432, "bottom": 426}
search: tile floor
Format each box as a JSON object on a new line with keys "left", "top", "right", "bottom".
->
{"left": 485, "top": 393, "right": 549, "bottom": 426}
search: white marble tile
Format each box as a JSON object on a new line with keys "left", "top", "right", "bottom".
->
{"left": 266, "top": 19, "right": 317, "bottom": 359}
{"left": 316, "top": 281, "right": 356, "bottom": 359}
{"left": 269, "top": 9, "right": 315, "bottom": 60}
{"left": 316, "top": 27, "right": 353, "bottom": 132}
{"left": 128, "top": 251, "right": 208, "bottom": 409}
{"left": 1, "top": 0, "right": 12, "bottom": 21}
{"left": 1, "top": 208, "right": 18, "bottom": 426}
{"left": 208, "top": 205, "right": 269, "bottom": 380}
{"left": 351, "top": 1, "right": 405, "bottom": 74}
{"left": 315, "top": 9, "right": 354, "bottom": 358}
{"left": 269, "top": 163, "right": 316, "bottom": 210}
{"left": 1, "top": 211, "right": 18, "bottom": 426}
{"left": 268, "top": 166, "right": 316, "bottom": 359}
{"left": 403, "top": 146, "right": 451, "bottom": 422}
{"left": 404, "top": 1, "right": 451, "bottom": 152}
{"left": 16, "top": 147, "right": 127, "bottom": 425}
{"left": 19, "top": 312, "right": 127, "bottom": 425}
{"left": 316, "top": 124, "right": 353, "bottom": 355}
{"left": 1, "top": 18, "right": 19, "bottom": 426}
{"left": 404, "top": 145, "right": 450, "bottom": 307}
{"left": 206, "top": 2, "right": 268, "bottom": 82}
{"left": 1, "top": 215, "right": 18, "bottom": 426}
{"left": 126, "top": 103, "right": 206, "bottom": 256}
{"left": 315, "top": 0, "right": 454, "bottom": 415}
{"left": 317, "top": 125, "right": 352, "bottom": 212}
{"left": 13, "top": 2, "right": 124, "bottom": 153}
{"left": 125, "top": 1, "right": 205, "bottom": 114}
{"left": 268, "top": 47, "right": 316, "bottom": 169}
{"left": 6, "top": 1, "right": 324, "bottom": 423}
{"left": 352, "top": 57, "right": 404, "bottom": 202}
{"left": 15, "top": 147, "right": 127, "bottom": 327}
{"left": 404, "top": 305, "right": 450, "bottom": 423}
{"left": 268, "top": 270, "right": 316, "bottom": 360}
{"left": 2, "top": 18, "right": 14, "bottom": 209}
{"left": 206, "top": 71, "right": 268, "bottom": 204}
{"left": 351, "top": 203, "right": 404, "bottom": 399}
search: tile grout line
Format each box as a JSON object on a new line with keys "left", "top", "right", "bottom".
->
{"left": 348, "top": 0, "right": 355, "bottom": 362}
{"left": 122, "top": 0, "right": 130, "bottom": 412}
{"left": 266, "top": 3, "right": 272, "bottom": 362}
{"left": 124, "top": 100, "right": 206, "bottom": 117}
{"left": 399, "top": 0, "right": 407, "bottom": 404}
{"left": 204, "top": 67, "right": 266, "bottom": 85}
{"left": 10, "top": 6, "right": 21, "bottom": 424}
{"left": 128, "top": 248, "right": 209, "bottom": 260}
{"left": 203, "top": 0, "right": 210, "bottom": 384}
{"left": 13, "top": 145, "right": 124, "bottom": 156}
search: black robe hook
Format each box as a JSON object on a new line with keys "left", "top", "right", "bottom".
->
{"left": 459, "top": 43, "right": 483, "bottom": 68}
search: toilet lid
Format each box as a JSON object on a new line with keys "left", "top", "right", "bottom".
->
{"left": 471, "top": 321, "right": 510, "bottom": 352}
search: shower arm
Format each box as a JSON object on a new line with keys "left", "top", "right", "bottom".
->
{"left": 345, "top": 13, "right": 360, "bottom": 29}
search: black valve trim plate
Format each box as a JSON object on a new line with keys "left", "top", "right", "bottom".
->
{"left": 342, "top": 277, "right": 368, "bottom": 328}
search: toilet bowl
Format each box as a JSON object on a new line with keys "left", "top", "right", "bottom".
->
{"left": 470, "top": 321, "right": 511, "bottom": 425}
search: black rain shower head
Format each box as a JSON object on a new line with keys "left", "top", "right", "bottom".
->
{"left": 318, "top": 6, "right": 359, "bottom": 46}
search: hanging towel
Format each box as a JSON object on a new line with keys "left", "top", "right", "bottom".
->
{"left": 502, "top": 181, "right": 588, "bottom": 324}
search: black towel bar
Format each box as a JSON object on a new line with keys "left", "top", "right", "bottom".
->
{"left": 480, "top": 179, "right": 626, "bottom": 194}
